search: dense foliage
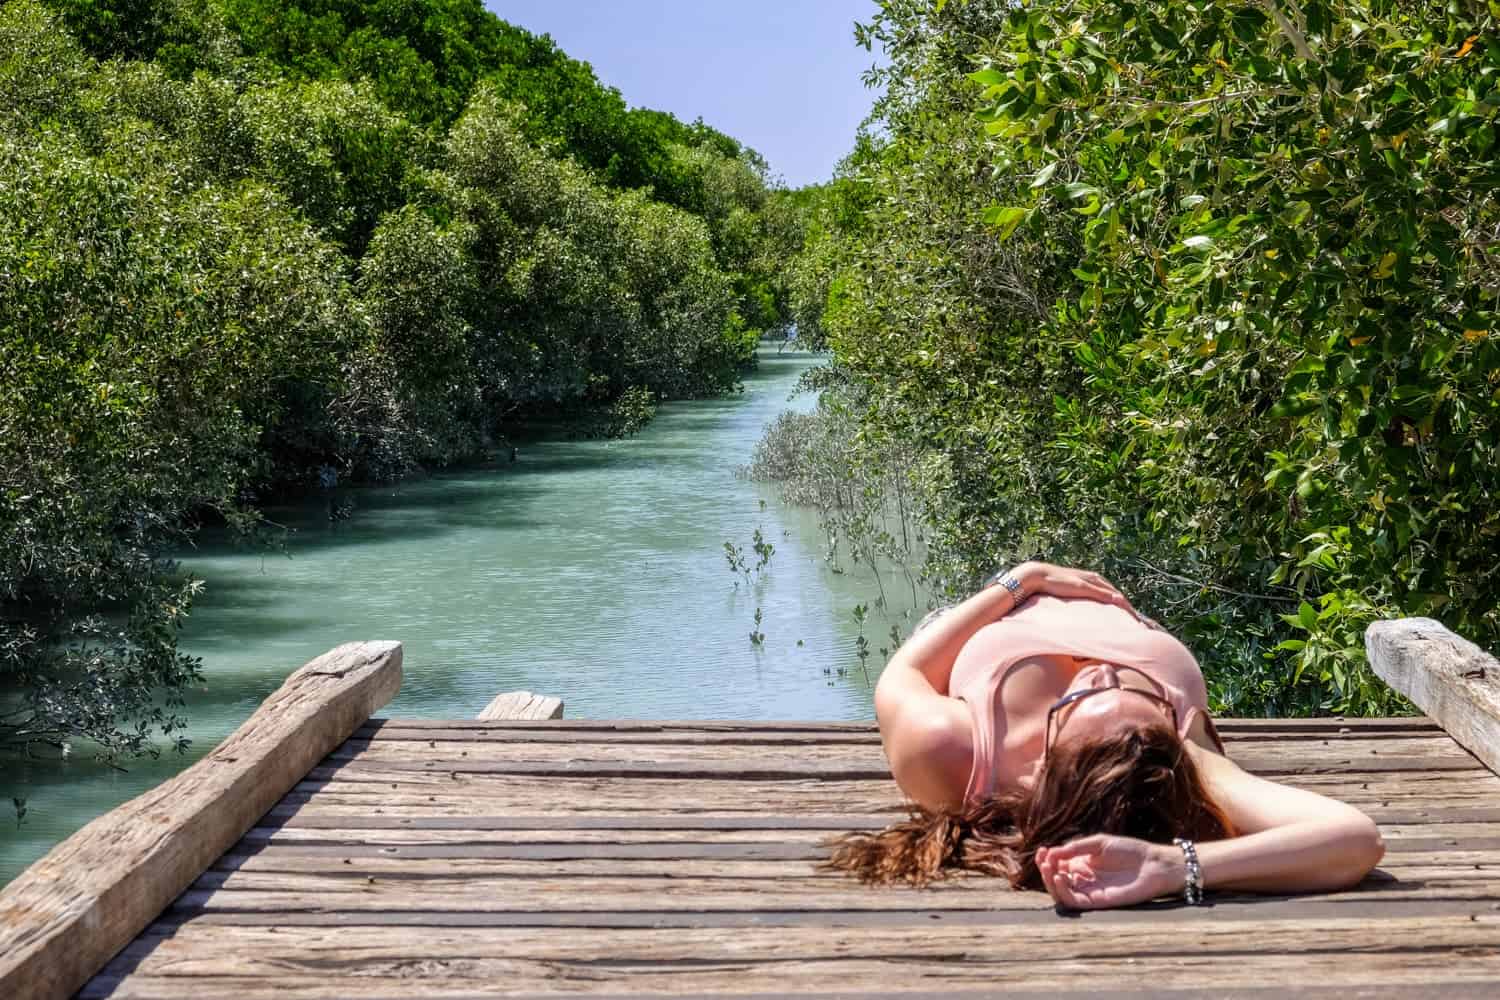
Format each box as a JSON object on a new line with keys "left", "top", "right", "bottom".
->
{"left": 1, "top": 0, "right": 801, "bottom": 756}
{"left": 781, "top": 0, "right": 1497, "bottom": 715}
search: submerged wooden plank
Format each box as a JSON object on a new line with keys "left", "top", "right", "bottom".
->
{"left": 476, "top": 691, "right": 564, "bottom": 721}
{"left": 1368, "top": 618, "right": 1500, "bottom": 777}
{"left": 0, "top": 641, "right": 403, "bottom": 1000}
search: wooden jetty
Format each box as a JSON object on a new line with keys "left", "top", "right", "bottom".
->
{"left": 3, "top": 622, "right": 1500, "bottom": 998}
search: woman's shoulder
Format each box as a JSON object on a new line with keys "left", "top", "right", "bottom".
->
{"left": 880, "top": 696, "right": 973, "bottom": 812}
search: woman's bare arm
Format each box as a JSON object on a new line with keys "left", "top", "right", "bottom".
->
{"left": 1034, "top": 748, "right": 1385, "bottom": 909}
{"left": 1188, "top": 748, "right": 1386, "bottom": 893}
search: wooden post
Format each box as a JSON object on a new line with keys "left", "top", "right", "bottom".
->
{"left": 0, "top": 640, "right": 402, "bottom": 1000}
{"left": 478, "top": 690, "right": 564, "bottom": 721}
{"left": 1366, "top": 617, "right": 1500, "bottom": 775}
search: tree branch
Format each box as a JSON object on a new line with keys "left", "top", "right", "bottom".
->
{"left": 1257, "top": 0, "right": 1316, "bottom": 62}
{"left": 1126, "top": 557, "right": 1300, "bottom": 604}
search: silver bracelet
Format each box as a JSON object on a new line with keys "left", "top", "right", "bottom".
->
{"left": 983, "top": 568, "right": 1026, "bottom": 601}
{"left": 1172, "top": 837, "right": 1204, "bottom": 905}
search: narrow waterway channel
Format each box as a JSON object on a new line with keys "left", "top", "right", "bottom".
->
{"left": 1, "top": 350, "right": 922, "bottom": 885}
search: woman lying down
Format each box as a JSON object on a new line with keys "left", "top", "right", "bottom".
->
{"left": 826, "top": 562, "right": 1385, "bottom": 909}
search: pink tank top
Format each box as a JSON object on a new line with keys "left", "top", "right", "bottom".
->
{"left": 949, "top": 595, "right": 1222, "bottom": 804}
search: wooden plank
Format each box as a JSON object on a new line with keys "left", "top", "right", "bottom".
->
{"left": 265, "top": 793, "right": 1500, "bottom": 824}
{"left": 234, "top": 819, "right": 1500, "bottom": 849}
{"left": 199, "top": 831, "right": 1500, "bottom": 862}
{"left": 266, "top": 767, "right": 1500, "bottom": 816}
{"left": 302, "top": 764, "right": 1500, "bottom": 796}
{"left": 326, "top": 736, "right": 1483, "bottom": 769}
{"left": 102, "top": 917, "right": 1500, "bottom": 969}
{"left": 1368, "top": 618, "right": 1500, "bottom": 776}
{"left": 148, "top": 894, "right": 1500, "bottom": 928}
{"left": 260, "top": 804, "right": 1500, "bottom": 831}
{"left": 74, "top": 985, "right": 1500, "bottom": 1000}
{"left": 476, "top": 691, "right": 563, "bottom": 721}
{"left": 178, "top": 870, "right": 1500, "bottom": 912}
{"left": 361, "top": 716, "right": 1440, "bottom": 732}
{"left": 92, "top": 916, "right": 1500, "bottom": 998}
{"left": 310, "top": 754, "right": 1484, "bottom": 779}
{"left": 353, "top": 725, "right": 1448, "bottom": 746}
{"left": 207, "top": 851, "right": 1500, "bottom": 880}
{"left": 0, "top": 641, "right": 403, "bottom": 1000}
{"left": 76, "top": 947, "right": 1500, "bottom": 999}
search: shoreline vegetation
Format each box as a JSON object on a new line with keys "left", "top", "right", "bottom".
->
{"left": 757, "top": 0, "right": 1497, "bottom": 719}
{"left": 6, "top": 0, "right": 1498, "bottom": 779}
{"left": 0, "top": 0, "right": 810, "bottom": 761}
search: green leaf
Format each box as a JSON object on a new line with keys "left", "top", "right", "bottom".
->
{"left": 1062, "top": 182, "right": 1098, "bottom": 200}
{"left": 982, "top": 205, "right": 1029, "bottom": 241}
{"left": 1269, "top": 396, "right": 1319, "bottom": 419}
{"left": 1278, "top": 201, "right": 1311, "bottom": 227}
{"left": 1031, "top": 162, "right": 1060, "bottom": 188}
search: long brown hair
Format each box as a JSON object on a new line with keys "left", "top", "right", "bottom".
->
{"left": 825, "top": 719, "right": 1233, "bottom": 889}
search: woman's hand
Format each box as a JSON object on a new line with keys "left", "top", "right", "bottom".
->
{"left": 1034, "top": 835, "right": 1184, "bottom": 910}
{"left": 1014, "top": 562, "right": 1136, "bottom": 615}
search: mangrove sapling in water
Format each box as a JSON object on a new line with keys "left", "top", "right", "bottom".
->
{"left": 746, "top": 393, "right": 935, "bottom": 686}
{"left": 723, "top": 540, "right": 748, "bottom": 583}
{"left": 724, "top": 527, "right": 775, "bottom": 643}
{"left": 851, "top": 603, "right": 872, "bottom": 685}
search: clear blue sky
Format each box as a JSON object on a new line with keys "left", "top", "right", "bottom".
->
{"left": 485, "top": 1, "right": 881, "bottom": 188}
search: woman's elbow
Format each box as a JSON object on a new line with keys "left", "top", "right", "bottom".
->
{"left": 1332, "top": 814, "right": 1385, "bottom": 888}
{"left": 1352, "top": 815, "right": 1386, "bottom": 878}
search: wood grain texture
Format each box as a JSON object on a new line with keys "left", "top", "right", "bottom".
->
{"left": 71, "top": 710, "right": 1500, "bottom": 999}
{"left": 359, "top": 716, "right": 1441, "bottom": 733}
{"left": 476, "top": 691, "right": 563, "bottom": 721}
{"left": 328, "top": 735, "right": 1482, "bottom": 770}
{"left": 1367, "top": 617, "right": 1500, "bottom": 776}
{"left": 0, "top": 641, "right": 402, "bottom": 1000}
{"left": 87, "top": 916, "right": 1500, "bottom": 1000}
{"left": 76, "top": 943, "right": 1500, "bottom": 999}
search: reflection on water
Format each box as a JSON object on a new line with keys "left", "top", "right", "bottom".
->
{"left": 0, "top": 351, "right": 922, "bottom": 884}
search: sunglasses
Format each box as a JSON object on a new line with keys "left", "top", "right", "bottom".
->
{"left": 1044, "top": 665, "right": 1177, "bottom": 759}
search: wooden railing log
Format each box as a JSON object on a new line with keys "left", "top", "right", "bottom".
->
{"left": 0, "top": 640, "right": 402, "bottom": 1000}
{"left": 1367, "top": 618, "right": 1500, "bottom": 776}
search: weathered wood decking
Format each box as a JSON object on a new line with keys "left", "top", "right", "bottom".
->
{"left": 80, "top": 715, "right": 1500, "bottom": 997}
{"left": 4, "top": 625, "right": 1500, "bottom": 998}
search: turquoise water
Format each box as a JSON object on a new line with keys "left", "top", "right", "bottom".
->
{"left": 0, "top": 351, "right": 921, "bottom": 884}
